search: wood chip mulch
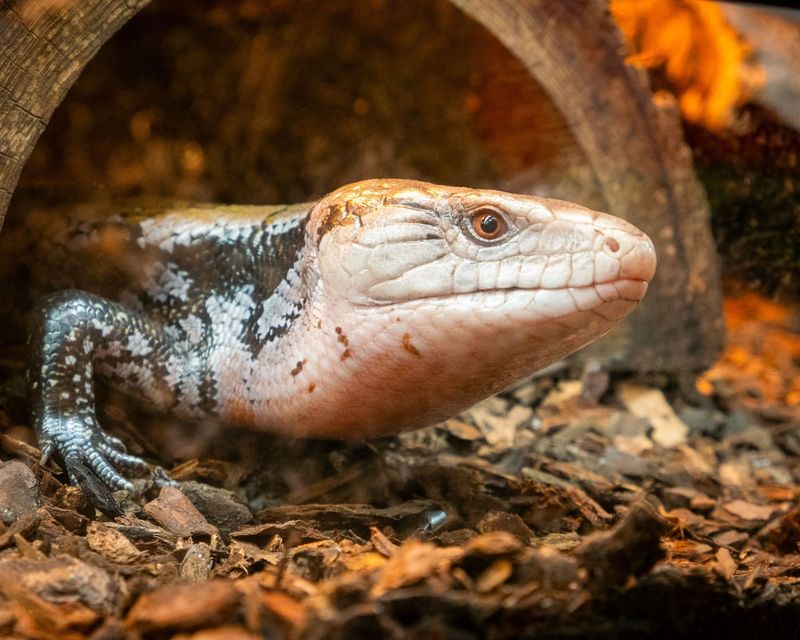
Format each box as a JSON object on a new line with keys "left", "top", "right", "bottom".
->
{"left": 0, "top": 292, "right": 798, "bottom": 639}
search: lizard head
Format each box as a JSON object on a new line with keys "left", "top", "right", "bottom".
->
{"left": 302, "top": 179, "right": 656, "bottom": 435}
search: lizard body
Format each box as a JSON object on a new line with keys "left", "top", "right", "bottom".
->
{"left": 4, "top": 180, "right": 656, "bottom": 505}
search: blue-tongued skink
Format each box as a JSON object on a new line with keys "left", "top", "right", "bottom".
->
{"left": 4, "top": 179, "right": 656, "bottom": 509}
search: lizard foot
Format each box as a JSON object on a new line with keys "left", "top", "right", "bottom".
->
{"left": 37, "top": 414, "right": 150, "bottom": 514}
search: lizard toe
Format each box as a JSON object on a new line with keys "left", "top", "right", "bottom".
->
{"left": 65, "top": 457, "right": 124, "bottom": 517}
{"left": 97, "top": 442, "right": 150, "bottom": 474}
{"left": 85, "top": 449, "right": 135, "bottom": 493}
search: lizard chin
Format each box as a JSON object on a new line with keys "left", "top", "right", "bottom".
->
{"left": 273, "top": 278, "right": 648, "bottom": 440}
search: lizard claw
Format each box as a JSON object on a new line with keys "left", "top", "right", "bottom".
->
{"left": 38, "top": 441, "right": 55, "bottom": 466}
{"left": 66, "top": 459, "right": 125, "bottom": 517}
{"left": 36, "top": 412, "right": 149, "bottom": 512}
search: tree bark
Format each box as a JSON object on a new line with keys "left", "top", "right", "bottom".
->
{"left": 451, "top": 0, "right": 725, "bottom": 371}
{"left": 0, "top": 0, "right": 724, "bottom": 372}
{"left": 0, "top": 0, "right": 151, "bottom": 226}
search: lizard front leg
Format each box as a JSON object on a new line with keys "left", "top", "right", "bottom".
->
{"left": 28, "top": 289, "right": 199, "bottom": 510}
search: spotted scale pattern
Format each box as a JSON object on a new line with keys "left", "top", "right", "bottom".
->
{"left": 12, "top": 179, "right": 656, "bottom": 512}
{"left": 21, "top": 201, "right": 311, "bottom": 504}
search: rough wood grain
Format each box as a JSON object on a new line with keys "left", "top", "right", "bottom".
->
{"left": 451, "top": 0, "right": 725, "bottom": 370}
{"left": 0, "top": 0, "right": 724, "bottom": 371}
{"left": 0, "top": 0, "right": 151, "bottom": 226}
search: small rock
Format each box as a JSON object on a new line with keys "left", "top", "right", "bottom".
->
{"left": 602, "top": 446, "right": 651, "bottom": 478}
{"left": 722, "top": 410, "right": 751, "bottom": 437}
{"left": 607, "top": 411, "right": 651, "bottom": 438}
{"left": 678, "top": 406, "right": 724, "bottom": 436}
{"left": 579, "top": 359, "right": 609, "bottom": 404}
{"left": 0, "top": 460, "right": 40, "bottom": 525}
{"left": 728, "top": 425, "right": 775, "bottom": 452}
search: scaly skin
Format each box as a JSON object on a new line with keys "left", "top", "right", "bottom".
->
{"left": 13, "top": 179, "right": 656, "bottom": 509}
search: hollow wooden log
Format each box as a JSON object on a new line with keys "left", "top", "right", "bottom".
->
{"left": 0, "top": 0, "right": 151, "bottom": 224}
{"left": 0, "top": 0, "right": 724, "bottom": 372}
{"left": 451, "top": 0, "right": 724, "bottom": 370}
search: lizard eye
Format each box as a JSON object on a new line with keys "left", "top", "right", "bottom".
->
{"left": 468, "top": 208, "right": 508, "bottom": 242}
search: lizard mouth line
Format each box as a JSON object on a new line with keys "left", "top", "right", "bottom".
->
{"left": 357, "top": 277, "right": 650, "bottom": 308}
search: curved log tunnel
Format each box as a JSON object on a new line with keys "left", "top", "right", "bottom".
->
{"left": 0, "top": 1, "right": 798, "bottom": 638}
{"left": 0, "top": 0, "right": 724, "bottom": 372}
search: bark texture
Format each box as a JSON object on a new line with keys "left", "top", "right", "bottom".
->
{"left": 0, "top": 0, "right": 151, "bottom": 224}
{"left": 452, "top": 0, "right": 725, "bottom": 370}
{"left": 0, "top": 0, "right": 724, "bottom": 371}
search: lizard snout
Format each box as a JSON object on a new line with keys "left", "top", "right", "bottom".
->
{"left": 601, "top": 228, "right": 657, "bottom": 284}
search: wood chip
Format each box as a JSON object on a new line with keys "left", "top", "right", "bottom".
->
{"left": 442, "top": 419, "right": 483, "bottom": 441}
{"left": 619, "top": 383, "right": 689, "bottom": 448}
{"left": 713, "top": 530, "right": 750, "bottom": 549}
{"left": 0, "top": 460, "right": 40, "bottom": 525}
{"left": 541, "top": 380, "right": 583, "bottom": 408}
{"left": 467, "top": 400, "right": 526, "bottom": 449}
{"left": 144, "top": 487, "right": 216, "bottom": 537}
{"left": 180, "top": 542, "right": 212, "bottom": 582}
{"left": 370, "top": 540, "right": 461, "bottom": 597}
{"left": 475, "top": 558, "right": 513, "bottom": 593}
{"left": 87, "top": 522, "right": 143, "bottom": 563}
{"left": 125, "top": 580, "right": 240, "bottom": 632}
{"left": 463, "top": 531, "right": 525, "bottom": 557}
{"left": 714, "top": 548, "right": 737, "bottom": 580}
{"left": 723, "top": 500, "right": 775, "bottom": 522}
{"left": 259, "top": 591, "right": 308, "bottom": 630}
{"left": 370, "top": 526, "right": 399, "bottom": 557}
{"left": 0, "top": 556, "right": 119, "bottom": 632}
{"left": 173, "top": 626, "right": 262, "bottom": 640}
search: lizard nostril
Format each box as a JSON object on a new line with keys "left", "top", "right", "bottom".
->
{"left": 605, "top": 237, "right": 620, "bottom": 253}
